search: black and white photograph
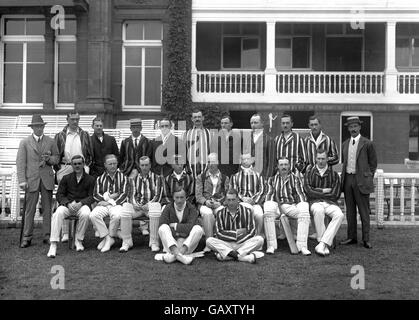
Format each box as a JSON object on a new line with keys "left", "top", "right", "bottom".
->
{"left": 0, "top": 0, "right": 418, "bottom": 310}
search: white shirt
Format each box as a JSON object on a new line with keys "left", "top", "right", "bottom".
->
{"left": 132, "top": 135, "right": 142, "bottom": 147}
{"left": 347, "top": 134, "right": 361, "bottom": 174}
{"left": 64, "top": 128, "right": 82, "bottom": 164}
{"left": 174, "top": 202, "right": 186, "bottom": 224}
{"left": 240, "top": 165, "right": 253, "bottom": 174}
{"left": 311, "top": 132, "right": 324, "bottom": 148}
{"left": 97, "top": 135, "right": 104, "bottom": 143}
{"left": 32, "top": 134, "right": 44, "bottom": 143}
{"left": 209, "top": 171, "right": 220, "bottom": 195}
{"left": 173, "top": 170, "right": 184, "bottom": 181}
{"left": 316, "top": 164, "right": 328, "bottom": 177}
{"left": 253, "top": 130, "right": 263, "bottom": 144}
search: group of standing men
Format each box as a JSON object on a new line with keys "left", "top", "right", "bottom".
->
{"left": 16, "top": 109, "right": 377, "bottom": 264}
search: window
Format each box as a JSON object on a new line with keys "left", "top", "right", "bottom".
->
{"left": 275, "top": 23, "right": 311, "bottom": 70}
{"left": 122, "top": 21, "right": 162, "bottom": 111}
{"left": 409, "top": 116, "right": 419, "bottom": 160}
{"left": 222, "top": 23, "right": 261, "bottom": 70}
{"left": 396, "top": 24, "right": 419, "bottom": 69}
{"left": 1, "top": 16, "right": 45, "bottom": 107}
{"left": 55, "top": 17, "right": 77, "bottom": 108}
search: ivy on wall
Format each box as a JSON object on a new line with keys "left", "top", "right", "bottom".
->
{"left": 162, "top": 0, "right": 229, "bottom": 129}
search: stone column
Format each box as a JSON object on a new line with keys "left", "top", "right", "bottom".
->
{"left": 264, "top": 21, "right": 276, "bottom": 96}
{"left": 43, "top": 12, "right": 55, "bottom": 111}
{"left": 384, "top": 21, "right": 398, "bottom": 97}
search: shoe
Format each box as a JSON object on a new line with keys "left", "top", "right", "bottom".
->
{"left": 95, "top": 231, "right": 100, "bottom": 238}
{"left": 163, "top": 253, "right": 176, "bottom": 263}
{"left": 363, "top": 241, "right": 372, "bottom": 249}
{"left": 203, "top": 246, "right": 212, "bottom": 253}
{"left": 97, "top": 238, "right": 107, "bottom": 250}
{"left": 100, "top": 237, "right": 115, "bottom": 253}
{"left": 151, "top": 244, "right": 160, "bottom": 252}
{"left": 176, "top": 254, "right": 194, "bottom": 265}
{"left": 20, "top": 240, "right": 31, "bottom": 248}
{"left": 238, "top": 253, "right": 256, "bottom": 264}
{"left": 43, "top": 236, "right": 50, "bottom": 245}
{"left": 74, "top": 239, "right": 84, "bottom": 252}
{"left": 299, "top": 247, "right": 311, "bottom": 256}
{"left": 309, "top": 233, "right": 318, "bottom": 240}
{"left": 315, "top": 243, "right": 326, "bottom": 257}
{"left": 340, "top": 239, "right": 357, "bottom": 245}
{"left": 215, "top": 253, "right": 224, "bottom": 261}
{"left": 61, "top": 234, "right": 69, "bottom": 243}
{"left": 141, "top": 229, "right": 150, "bottom": 236}
{"left": 119, "top": 241, "right": 133, "bottom": 253}
{"left": 47, "top": 244, "right": 57, "bottom": 258}
{"left": 324, "top": 246, "right": 330, "bottom": 255}
{"left": 266, "top": 246, "right": 275, "bottom": 254}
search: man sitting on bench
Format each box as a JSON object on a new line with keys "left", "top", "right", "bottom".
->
{"left": 304, "top": 148, "right": 344, "bottom": 257}
{"left": 47, "top": 155, "right": 95, "bottom": 258}
{"left": 120, "top": 156, "right": 164, "bottom": 252}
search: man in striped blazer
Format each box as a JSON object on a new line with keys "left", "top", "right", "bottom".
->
{"left": 119, "top": 118, "right": 152, "bottom": 180}
{"left": 263, "top": 157, "right": 311, "bottom": 255}
{"left": 163, "top": 155, "right": 195, "bottom": 205}
{"left": 183, "top": 109, "right": 211, "bottom": 179}
{"left": 304, "top": 115, "right": 339, "bottom": 170}
{"left": 229, "top": 153, "right": 265, "bottom": 236}
{"left": 304, "top": 148, "right": 344, "bottom": 257}
{"left": 90, "top": 154, "right": 129, "bottom": 253}
{"left": 195, "top": 153, "right": 230, "bottom": 245}
{"left": 120, "top": 156, "right": 164, "bottom": 252}
{"left": 206, "top": 188, "right": 263, "bottom": 263}
{"left": 274, "top": 114, "right": 307, "bottom": 175}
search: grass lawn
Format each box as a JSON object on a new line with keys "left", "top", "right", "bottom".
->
{"left": 0, "top": 225, "right": 418, "bottom": 300}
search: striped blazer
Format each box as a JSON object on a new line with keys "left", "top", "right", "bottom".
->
{"left": 303, "top": 165, "right": 341, "bottom": 206}
{"left": 274, "top": 131, "right": 307, "bottom": 174}
{"left": 119, "top": 135, "right": 152, "bottom": 176}
{"left": 229, "top": 167, "right": 265, "bottom": 205}
{"left": 151, "top": 133, "right": 186, "bottom": 178}
{"left": 214, "top": 203, "right": 256, "bottom": 244}
{"left": 130, "top": 171, "right": 163, "bottom": 206}
{"left": 93, "top": 170, "right": 129, "bottom": 206}
{"left": 163, "top": 170, "right": 195, "bottom": 205}
{"left": 183, "top": 127, "right": 211, "bottom": 179}
{"left": 265, "top": 172, "right": 307, "bottom": 204}
{"left": 304, "top": 131, "right": 339, "bottom": 169}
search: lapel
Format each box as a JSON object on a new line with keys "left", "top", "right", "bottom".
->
{"left": 28, "top": 135, "right": 40, "bottom": 155}
{"left": 356, "top": 136, "right": 366, "bottom": 160}
{"left": 342, "top": 139, "right": 349, "bottom": 164}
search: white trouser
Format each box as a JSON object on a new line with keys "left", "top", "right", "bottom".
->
{"left": 200, "top": 205, "right": 224, "bottom": 238}
{"left": 120, "top": 202, "right": 162, "bottom": 247}
{"left": 89, "top": 205, "right": 123, "bottom": 238}
{"left": 206, "top": 235, "right": 264, "bottom": 260}
{"left": 50, "top": 205, "right": 90, "bottom": 242}
{"left": 240, "top": 202, "right": 264, "bottom": 236}
{"left": 158, "top": 224, "right": 204, "bottom": 254}
{"left": 263, "top": 200, "right": 310, "bottom": 250}
{"left": 310, "top": 202, "right": 344, "bottom": 246}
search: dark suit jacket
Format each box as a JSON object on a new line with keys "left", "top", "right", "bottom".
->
{"left": 341, "top": 136, "right": 377, "bottom": 194}
{"left": 56, "top": 171, "right": 96, "bottom": 209}
{"left": 242, "top": 131, "right": 275, "bottom": 178}
{"left": 159, "top": 202, "right": 201, "bottom": 238}
{"left": 150, "top": 133, "right": 185, "bottom": 177}
{"left": 119, "top": 135, "right": 151, "bottom": 176}
{"left": 90, "top": 133, "right": 120, "bottom": 178}
{"left": 213, "top": 129, "right": 241, "bottom": 177}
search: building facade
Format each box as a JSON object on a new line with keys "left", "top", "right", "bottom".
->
{"left": 0, "top": 0, "right": 418, "bottom": 163}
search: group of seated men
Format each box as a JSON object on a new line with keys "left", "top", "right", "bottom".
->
{"left": 14, "top": 109, "right": 351, "bottom": 265}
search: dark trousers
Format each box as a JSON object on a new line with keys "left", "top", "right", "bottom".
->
{"left": 23, "top": 181, "right": 53, "bottom": 241}
{"left": 343, "top": 174, "right": 371, "bottom": 242}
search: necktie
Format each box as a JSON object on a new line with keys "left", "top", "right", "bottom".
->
{"left": 352, "top": 139, "right": 355, "bottom": 145}
{"left": 135, "top": 138, "right": 138, "bottom": 148}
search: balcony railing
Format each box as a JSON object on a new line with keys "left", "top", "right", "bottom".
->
{"left": 276, "top": 72, "right": 385, "bottom": 94}
{"left": 195, "top": 71, "right": 265, "bottom": 94}
{"left": 398, "top": 73, "right": 419, "bottom": 94}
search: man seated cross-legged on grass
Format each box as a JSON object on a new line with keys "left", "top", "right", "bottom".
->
{"left": 206, "top": 188, "right": 264, "bottom": 264}
{"left": 47, "top": 155, "right": 95, "bottom": 258}
{"left": 157, "top": 187, "right": 204, "bottom": 265}
{"left": 304, "top": 148, "right": 344, "bottom": 257}
{"left": 90, "top": 154, "right": 129, "bottom": 253}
